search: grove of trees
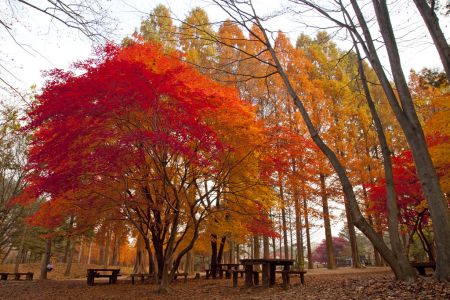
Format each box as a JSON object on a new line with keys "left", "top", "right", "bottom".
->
{"left": 1, "top": 0, "right": 449, "bottom": 293}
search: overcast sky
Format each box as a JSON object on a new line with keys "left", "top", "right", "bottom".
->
{"left": 1, "top": 0, "right": 448, "bottom": 102}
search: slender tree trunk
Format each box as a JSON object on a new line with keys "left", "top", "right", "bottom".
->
{"left": 14, "top": 226, "right": 27, "bottom": 273}
{"left": 303, "top": 196, "right": 313, "bottom": 269}
{"left": 289, "top": 208, "right": 294, "bottom": 260}
{"left": 104, "top": 227, "right": 112, "bottom": 268}
{"left": 64, "top": 244, "right": 74, "bottom": 276}
{"left": 263, "top": 236, "right": 270, "bottom": 259}
{"left": 294, "top": 188, "right": 305, "bottom": 270}
{"left": 217, "top": 236, "right": 227, "bottom": 264}
{"left": 111, "top": 232, "right": 120, "bottom": 266}
{"left": 210, "top": 234, "right": 218, "bottom": 278}
{"left": 413, "top": 0, "right": 450, "bottom": 81}
{"left": 320, "top": 173, "right": 336, "bottom": 269}
{"left": 279, "top": 180, "right": 289, "bottom": 259}
{"left": 343, "top": 194, "right": 360, "bottom": 268}
{"left": 78, "top": 236, "right": 84, "bottom": 263}
{"left": 40, "top": 239, "right": 51, "bottom": 280}
{"left": 87, "top": 239, "right": 92, "bottom": 265}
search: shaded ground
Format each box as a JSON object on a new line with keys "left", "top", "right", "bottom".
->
{"left": 0, "top": 266, "right": 449, "bottom": 299}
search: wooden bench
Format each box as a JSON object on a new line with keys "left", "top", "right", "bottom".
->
{"left": 0, "top": 272, "right": 33, "bottom": 281}
{"left": 87, "top": 269, "right": 120, "bottom": 286}
{"left": 411, "top": 262, "right": 435, "bottom": 276}
{"left": 130, "top": 273, "right": 152, "bottom": 285}
{"left": 281, "top": 270, "right": 307, "bottom": 288}
{"left": 174, "top": 272, "right": 188, "bottom": 282}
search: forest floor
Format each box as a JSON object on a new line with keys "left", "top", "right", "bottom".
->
{"left": 0, "top": 264, "right": 449, "bottom": 299}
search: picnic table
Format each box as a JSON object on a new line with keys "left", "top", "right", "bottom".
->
{"left": 0, "top": 272, "right": 33, "bottom": 281}
{"left": 218, "top": 263, "right": 241, "bottom": 279}
{"left": 411, "top": 261, "right": 436, "bottom": 276}
{"left": 240, "top": 258, "right": 294, "bottom": 287}
{"left": 86, "top": 268, "right": 120, "bottom": 286}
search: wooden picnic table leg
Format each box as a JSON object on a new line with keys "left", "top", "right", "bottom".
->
{"left": 262, "top": 263, "right": 269, "bottom": 288}
{"left": 285, "top": 263, "right": 291, "bottom": 285}
{"left": 232, "top": 271, "right": 239, "bottom": 287}
{"left": 269, "top": 263, "right": 276, "bottom": 286}
{"left": 417, "top": 267, "right": 426, "bottom": 276}
{"left": 87, "top": 272, "right": 94, "bottom": 286}
{"left": 244, "top": 264, "right": 253, "bottom": 287}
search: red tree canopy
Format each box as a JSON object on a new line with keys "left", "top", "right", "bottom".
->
{"left": 14, "top": 41, "right": 268, "bottom": 231}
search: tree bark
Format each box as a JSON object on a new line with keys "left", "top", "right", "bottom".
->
{"left": 279, "top": 180, "right": 289, "bottom": 259}
{"left": 350, "top": 0, "right": 450, "bottom": 280}
{"left": 303, "top": 195, "right": 313, "bottom": 269}
{"left": 64, "top": 243, "right": 74, "bottom": 276}
{"left": 40, "top": 238, "right": 51, "bottom": 280}
{"left": 104, "top": 226, "right": 111, "bottom": 268}
{"left": 353, "top": 38, "right": 415, "bottom": 276}
{"left": 413, "top": 0, "right": 450, "bottom": 81}
{"left": 210, "top": 234, "right": 218, "bottom": 278}
{"left": 87, "top": 239, "right": 92, "bottom": 265}
{"left": 294, "top": 188, "right": 305, "bottom": 270}
{"left": 320, "top": 173, "right": 336, "bottom": 269}
{"left": 249, "top": 11, "right": 414, "bottom": 279}
{"left": 133, "top": 235, "right": 148, "bottom": 274}
{"left": 343, "top": 194, "right": 360, "bottom": 268}
{"left": 77, "top": 236, "right": 84, "bottom": 263}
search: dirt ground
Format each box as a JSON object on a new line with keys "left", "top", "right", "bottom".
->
{"left": 0, "top": 265, "right": 449, "bottom": 300}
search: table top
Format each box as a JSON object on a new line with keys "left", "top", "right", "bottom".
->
{"left": 240, "top": 258, "right": 294, "bottom": 265}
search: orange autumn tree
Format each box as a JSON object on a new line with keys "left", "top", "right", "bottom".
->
{"left": 17, "top": 41, "right": 270, "bottom": 292}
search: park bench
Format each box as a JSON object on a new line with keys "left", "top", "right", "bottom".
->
{"left": 411, "top": 262, "right": 435, "bottom": 276}
{"left": 87, "top": 268, "right": 121, "bottom": 286}
{"left": 281, "top": 270, "right": 307, "bottom": 287}
{"left": 0, "top": 272, "right": 34, "bottom": 281}
{"left": 130, "top": 273, "right": 153, "bottom": 285}
{"left": 174, "top": 271, "right": 188, "bottom": 282}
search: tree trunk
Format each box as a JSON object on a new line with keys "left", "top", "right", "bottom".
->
{"left": 252, "top": 13, "right": 423, "bottom": 279}
{"left": 87, "top": 239, "right": 92, "bottom": 265}
{"left": 413, "top": 0, "right": 450, "bottom": 81}
{"left": 344, "top": 194, "right": 360, "bottom": 268}
{"left": 40, "top": 239, "right": 51, "bottom": 280}
{"left": 111, "top": 233, "right": 119, "bottom": 266}
{"left": 184, "top": 250, "right": 194, "bottom": 274}
{"left": 217, "top": 236, "right": 227, "bottom": 264}
{"left": 294, "top": 188, "right": 305, "bottom": 270}
{"left": 133, "top": 235, "right": 148, "bottom": 274}
{"left": 263, "top": 236, "right": 270, "bottom": 259}
{"left": 63, "top": 216, "right": 74, "bottom": 264}
{"left": 350, "top": 0, "right": 450, "bottom": 280}
{"left": 14, "top": 226, "right": 27, "bottom": 273}
{"left": 64, "top": 244, "right": 74, "bottom": 276}
{"left": 77, "top": 236, "right": 84, "bottom": 263}
{"left": 210, "top": 234, "right": 218, "bottom": 278}
{"left": 320, "top": 173, "right": 336, "bottom": 269}
{"left": 104, "top": 227, "right": 112, "bottom": 268}
{"left": 303, "top": 196, "right": 313, "bottom": 269}
{"left": 353, "top": 39, "right": 415, "bottom": 276}
{"left": 279, "top": 180, "right": 289, "bottom": 259}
